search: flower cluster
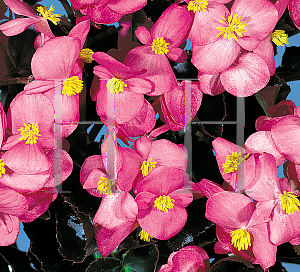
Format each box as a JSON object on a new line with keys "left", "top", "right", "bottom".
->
{"left": 0, "top": 0, "right": 299, "bottom": 270}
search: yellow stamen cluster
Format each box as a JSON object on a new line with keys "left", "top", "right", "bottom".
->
{"left": 106, "top": 78, "right": 127, "bottom": 94}
{"left": 0, "top": 159, "right": 6, "bottom": 177}
{"left": 216, "top": 12, "right": 247, "bottom": 41}
{"left": 154, "top": 195, "right": 175, "bottom": 213}
{"left": 138, "top": 229, "right": 153, "bottom": 242}
{"left": 62, "top": 76, "right": 83, "bottom": 96}
{"left": 36, "top": 5, "right": 61, "bottom": 25}
{"left": 222, "top": 152, "right": 250, "bottom": 174}
{"left": 80, "top": 48, "right": 95, "bottom": 63}
{"left": 230, "top": 228, "right": 251, "bottom": 251}
{"left": 271, "top": 30, "right": 289, "bottom": 46}
{"left": 97, "top": 177, "right": 112, "bottom": 195}
{"left": 187, "top": 0, "right": 209, "bottom": 12}
{"left": 140, "top": 158, "right": 157, "bottom": 177}
{"left": 18, "top": 123, "right": 41, "bottom": 145}
{"left": 152, "top": 37, "right": 169, "bottom": 55}
{"left": 280, "top": 191, "right": 300, "bottom": 215}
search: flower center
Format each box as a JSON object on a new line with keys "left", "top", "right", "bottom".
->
{"left": 230, "top": 228, "right": 251, "bottom": 251}
{"left": 154, "top": 195, "right": 175, "bottom": 213}
{"left": 152, "top": 37, "right": 169, "bottom": 55}
{"left": 80, "top": 48, "right": 94, "bottom": 63}
{"left": 140, "top": 158, "right": 157, "bottom": 177}
{"left": 271, "top": 30, "right": 289, "bottom": 47}
{"left": 18, "top": 123, "right": 41, "bottom": 145}
{"left": 222, "top": 152, "right": 250, "bottom": 174}
{"left": 187, "top": 0, "right": 208, "bottom": 12}
{"left": 62, "top": 76, "right": 83, "bottom": 96}
{"left": 0, "top": 159, "right": 6, "bottom": 177}
{"left": 36, "top": 5, "right": 61, "bottom": 25}
{"left": 216, "top": 12, "right": 247, "bottom": 41}
{"left": 280, "top": 191, "right": 300, "bottom": 215}
{"left": 106, "top": 78, "right": 127, "bottom": 94}
{"left": 97, "top": 177, "right": 112, "bottom": 195}
{"left": 138, "top": 229, "right": 153, "bottom": 242}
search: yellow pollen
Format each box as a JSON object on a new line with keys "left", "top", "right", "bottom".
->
{"left": 106, "top": 78, "right": 127, "bottom": 94}
{"left": 154, "top": 195, "right": 175, "bottom": 213}
{"left": 230, "top": 228, "right": 251, "bottom": 251}
{"left": 222, "top": 152, "right": 249, "bottom": 174}
{"left": 36, "top": 5, "right": 61, "bottom": 25}
{"left": 0, "top": 159, "right": 6, "bottom": 177}
{"left": 216, "top": 12, "right": 247, "bottom": 42}
{"left": 187, "top": 0, "right": 208, "bottom": 12}
{"left": 138, "top": 229, "right": 153, "bottom": 242}
{"left": 140, "top": 158, "right": 157, "bottom": 177}
{"left": 18, "top": 123, "right": 41, "bottom": 145}
{"left": 62, "top": 76, "right": 83, "bottom": 96}
{"left": 152, "top": 37, "right": 169, "bottom": 55}
{"left": 280, "top": 191, "right": 300, "bottom": 215}
{"left": 271, "top": 30, "right": 289, "bottom": 47}
{"left": 97, "top": 177, "right": 112, "bottom": 195}
{"left": 80, "top": 48, "right": 94, "bottom": 63}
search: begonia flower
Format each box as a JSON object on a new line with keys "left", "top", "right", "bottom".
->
{"left": 93, "top": 192, "right": 138, "bottom": 257}
{"left": 24, "top": 36, "right": 83, "bottom": 138}
{"left": 70, "top": 0, "right": 147, "bottom": 24}
{"left": 206, "top": 190, "right": 277, "bottom": 271}
{"left": 0, "top": 0, "right": 59, "bottom": 37}
{"left": 124, "top": 4, "right": 192, "bottom": 96}
{"left": 93, "top": 52, "right": 153, "bottom": 124}
{"left": 191, "top": 0, "right": 278, "bottom": 75}
{"left": 0, "top": 187, "right": 28, "bottom": 246}
{"left": 289, "top": 0, "right": 300, "bottom": 30}
{"left": 245, "top": 153, "right": 300, "bottom": 246}
{"left": 159, "top": 245, "right": 210, "bottom": 272}
{"left": 212, "top": 137, "right": 256, "bottom": 191}
{"left": 135, "top": 166, "right": 193, "bottom": 240}
{"left": 1, "top": 92, "right": 53, "bottom": 175}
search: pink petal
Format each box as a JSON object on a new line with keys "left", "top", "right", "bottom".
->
{"left": 7, "top": 92, "right": 53, "bottom": 134}
{"left": 236, "top": 36, "right": 260, "bottom": 51}
{"left": 0, "top": 188, "right": 28, "bottom": 216}
{"left": 88, "top": 4, "right": 122, "bottom": 24}
{"left": 205, "top": 191, "right": 254, "bottom": 229}
{"left": 220, "top": 53, "right": 270, "bottom": 97}
{"left": 168, "top": 189, "right": 193, "bottom": 208}
{"left": 271, "top": 115, "right": 300, "bottom": 164}
{"left": 232, "top": 0, "right": 278, "bottom": 38}
{"left": 124, "top": 46, "right": 177, "bottom": 96}
{"left": 196, "top": 178, "right": 224, "bottom": 198}
{"left": 126, "top": 77, "right": 154, "bottom": 94}
{"left": 150, "top": 4, "right": 191, "bottom": 48}
{"left": 2, "top": 0, "right": 38, "bottom": 17}
{"left": 276, "top": 0, "right": 289, "bottom": 18}
{"left": 191, "top": 38, "right": 240, "bottom": 75}
{"left": 107, "top": 0, "right": 147, "bottom": 14}
{"left": 0, "top": 214, "right": 19, "bottom": 246}
{"left": 289, "top": 0, "right": 300, "bottom": 30}
{"left": 31, "top": 37, "right": 81, "bottom": 80}
{"left": 80, "top": 155, "right": 106, "bottom": 186}
{"left": 68, "top": 16, "right": 90, "bottom": 48}
{"left": 245, "top": 131, "right": 285, "bottom": 167}
{"left": 253, "top": 35, "right": 275, "bottom": 76}
{"left": 2, "top": 141, "right": 51, "bottom": 174}
{"left": 188, "top": 2, "right": 229, "bottom": 46}
{"left": 0, "top": 17, "right": 41, "bottom": 36}
{"left": 24, "top": 80, "right": 56, "bottom": 94}
{"left": 198, "top": 72, "right": 225, "bottom": 96}
{"left": 33, "top": 19, "right": 55, "bottom": 37}
{"left": 166, "top": 48, "right": 187, "bottom": 63}
{"left": 118, "top": 99, "right": 156, "bottom": 137}
{"left": 135, "top": 26, "right": 152, "bottom": 45}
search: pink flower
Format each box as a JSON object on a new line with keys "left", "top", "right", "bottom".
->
{"left": 93, "top": 52, "right": 153, "bottom": 124}
{"left": 0, "top": 187, "right": 28, "bottom": 246}
{"left": 70, "top": 0, "right": 147, "bottom": 24}
{"left": 205, "top": 190, "right": 277, "bottom": 271}
{"left": 289, "top": 0, "right": 300, "bottom": 30}
{"left": 123, "top": 4, "right": 192, "bottom": 96}
{"left": 0, "top": 0, "right": 59, "bottom": 37}
{"left": 191, "top": 0, "right": 278, "bottom": 75}
{"left": 159, "top": 245, "right": 210, "bottom": 272}
{"left": 135, "top": 166, "right": 193, "bottom": 240}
